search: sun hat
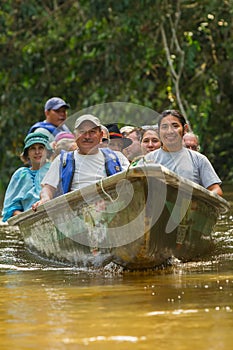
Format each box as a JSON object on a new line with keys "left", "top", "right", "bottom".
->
{"left": 106, "top": 124, "right": 133, "bottom": 149}
{"left": 44, "top": 97, "right": 70, "bottom": 111}
{"left": 74, "top": 114, "right": 101, "bottom": 129}
{"left": 23, "top": 132, "right": 52, "bottom": 155}
{"left": 54, "top": 131, "right": 75, "bottom": 142}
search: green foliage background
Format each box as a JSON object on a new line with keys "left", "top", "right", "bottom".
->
{"left": 0, "top": 0, "right": 233, "bottom": 205}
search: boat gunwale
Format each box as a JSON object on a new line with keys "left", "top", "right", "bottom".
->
{"left": 8, "top": 164, "right": 230, "bottom": 226}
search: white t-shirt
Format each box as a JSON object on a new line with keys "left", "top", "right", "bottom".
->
{"left": 41, "top": 149, "right": 129, "bottom": 191}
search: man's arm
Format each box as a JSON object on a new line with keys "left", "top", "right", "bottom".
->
{"left": 207, "top": 183, "right": 223, "bottom": 196}
{"left": 32, "top": 184, "right": 56, "bottom": 211}
{"left": 32, "top": 154, "right": 60, "bottom": 211}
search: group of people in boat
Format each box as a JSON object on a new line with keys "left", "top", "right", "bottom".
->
{"left": 1, "top": 97, "right": 222, "bottom": 222}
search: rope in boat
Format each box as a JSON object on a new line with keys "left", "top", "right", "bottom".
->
{"left": 99, "top": 178, "right": 117, "bottom": 202}
{"left": 99, "top": 157, "right": 148, "bottom": 202}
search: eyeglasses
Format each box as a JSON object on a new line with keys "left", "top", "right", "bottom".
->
{"left": 101, "top": 138, "right": 109, "bottom": 144}
{"left": 185, "top": 145, "right": 200, "bottom": 151}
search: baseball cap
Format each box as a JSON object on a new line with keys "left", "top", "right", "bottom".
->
{"left": 74, "top": 114, "right": 101, "bottom": 129}
{"left": 44, "top": 97, "right": 70, "bottom": 111}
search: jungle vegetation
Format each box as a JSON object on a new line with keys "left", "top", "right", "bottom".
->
{"left": 0, "top": 0, "right": 233, "bottom": 204}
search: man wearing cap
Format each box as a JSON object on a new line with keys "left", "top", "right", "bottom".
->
{"left": 32, "top": 114, "right": 130, "bottom": 210}
{"left": 28, "top": 97, "right": 71, "bottom": 142}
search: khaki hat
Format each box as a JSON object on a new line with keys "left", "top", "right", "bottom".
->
{"left": 74, "top": 114, "right": 101, "bottom": 129}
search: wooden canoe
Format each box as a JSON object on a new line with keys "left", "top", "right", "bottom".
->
{"left": 8, "top": 164, "right": 230, "bottom": 270}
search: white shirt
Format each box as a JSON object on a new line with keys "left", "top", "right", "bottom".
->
{"left": 42, "top": 149, "right": 129, "bottom": 191}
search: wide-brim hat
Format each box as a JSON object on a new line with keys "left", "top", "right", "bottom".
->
{"left": 23, "top": 132, "right": 52, "bottom": 155}
{"left": 106, "top": 123, "right": 133, "bottom": 149}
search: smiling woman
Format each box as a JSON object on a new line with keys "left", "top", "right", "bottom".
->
{"left": 141, "top": 109, "right": 223, "bottom": 196}
{"left": 1, "top": 133, "right": 51, "bottom": 222}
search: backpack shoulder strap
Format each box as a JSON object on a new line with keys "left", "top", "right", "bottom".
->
{"left": 100, "top": 148, "right": 122, "bottom": 176}
{"left": 57, "top": 150, "right": 75, "bottom": 195}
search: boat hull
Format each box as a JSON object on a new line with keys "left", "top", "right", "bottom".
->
{"left": 8, "top": 165, "right": 230, "bottom": 270}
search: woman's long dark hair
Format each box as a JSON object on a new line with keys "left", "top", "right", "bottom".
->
{"left": 158, "top": 109, "right": 187, "bottom": 129}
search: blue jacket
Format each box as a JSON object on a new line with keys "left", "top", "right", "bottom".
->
{"left": 2, "top": 163, "right": 50, "bottom": 222}
{"left": 57, "top": 148, "right": 122, "bottom": 195}
{"left": 28, "top": 121, "right": 70, "bottom": 136}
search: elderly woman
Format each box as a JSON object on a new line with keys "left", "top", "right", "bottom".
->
{"left": 2, "top": 132, "right": 52, "bottom": 221}
{"left": 51, "top": 131, "right": 77, "bottom": 160}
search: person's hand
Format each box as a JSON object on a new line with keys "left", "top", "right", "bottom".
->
{"left": 32, "top": 199, "right": 48, "bottom": 211}
{"left": 32, "top": 185, "right": 55, "bottom": 211}
{"left": 13, "top": 210, "right": 23, "bottom": 216}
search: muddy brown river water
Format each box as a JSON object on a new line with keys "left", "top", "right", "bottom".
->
{"left": 0, "top": 184, "right": 232, "bottom": 350}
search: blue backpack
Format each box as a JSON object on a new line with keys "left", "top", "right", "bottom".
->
{"left": 57, "top": 148, "right": 123, "bottom": 195}
{"left": 28, "top": 121, "right": 70, "bottom": 136}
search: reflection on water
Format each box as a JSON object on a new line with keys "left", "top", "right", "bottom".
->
{"left": 0, "top": 185, "right": 232, "bottom": 350}
{"left": 0, "top": 262, "right": 232, "bottom": 350}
